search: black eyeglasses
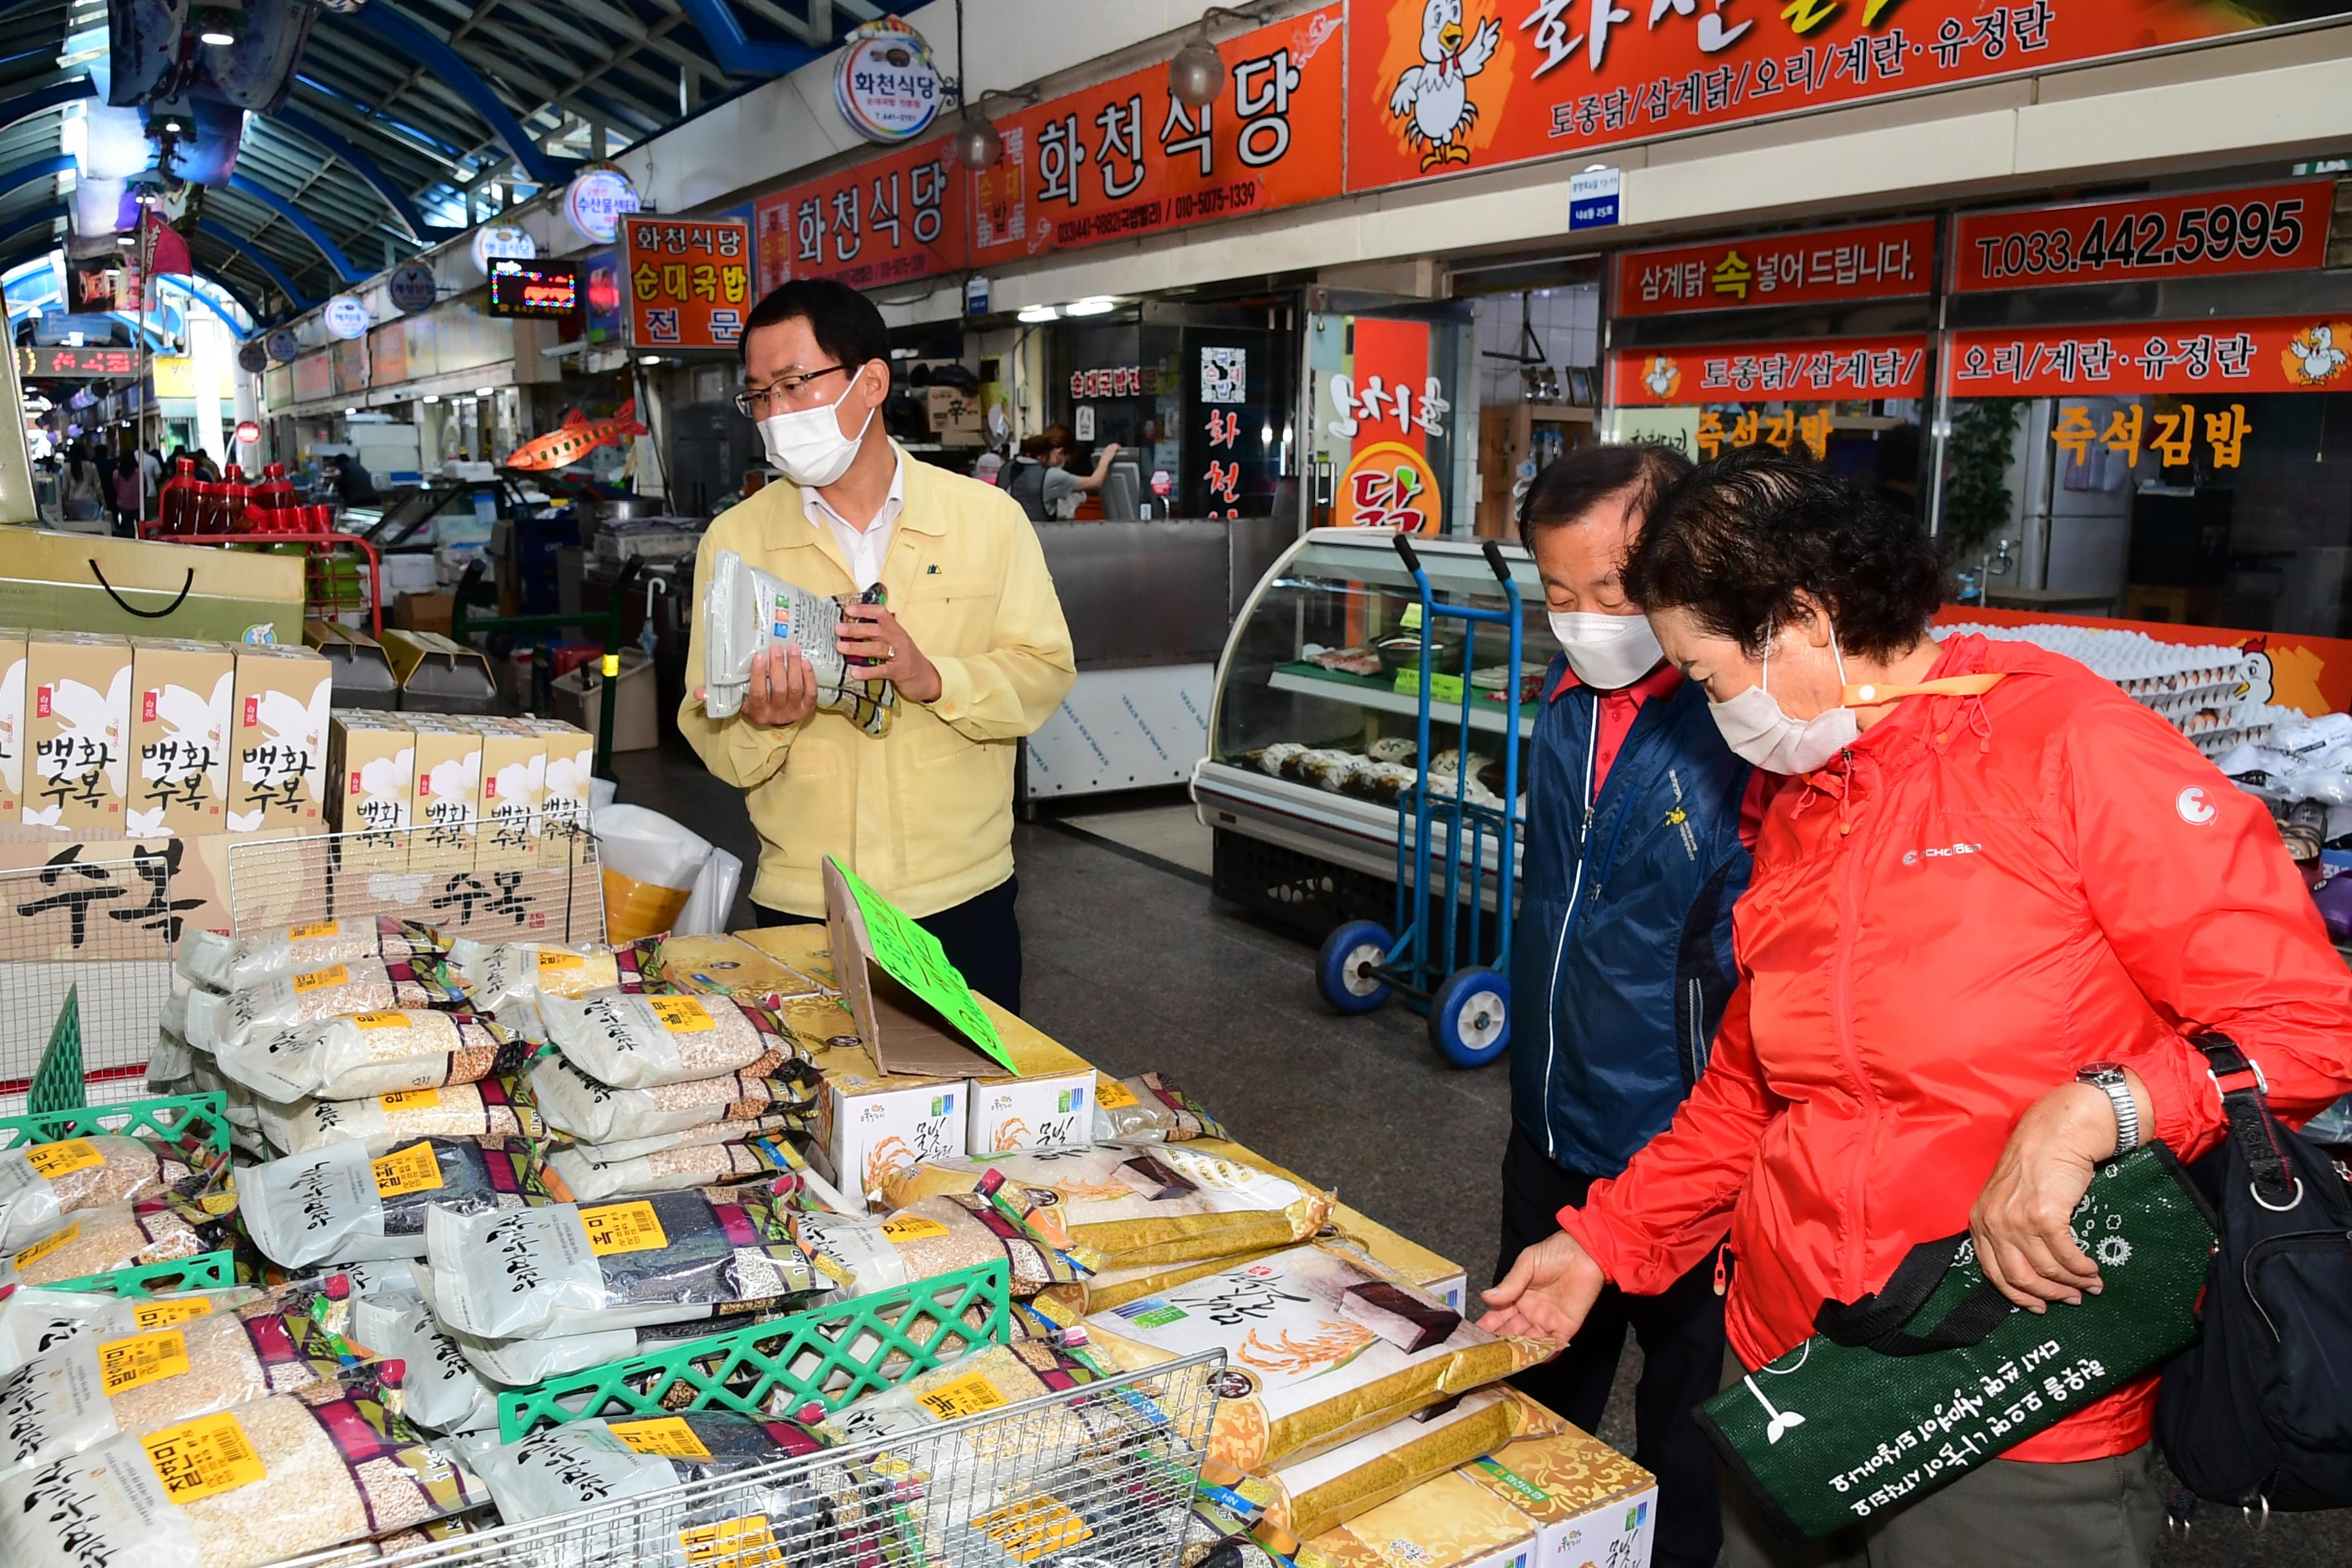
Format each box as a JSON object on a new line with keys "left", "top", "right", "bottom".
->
{"left": 733, "top": 364, "right": 849, "bottom": 418}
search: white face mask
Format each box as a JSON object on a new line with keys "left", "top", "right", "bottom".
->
{"left": 1706, "top": 623, "right": 1857, "bottom": 774}
{"left": 1549, "top": 611, "right": 1664, "bottom": 691}
{"left": 757, "top": 375, "right": 872, "bottom": 488}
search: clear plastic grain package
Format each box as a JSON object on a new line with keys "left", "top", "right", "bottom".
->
{"left": 240, "top": 1137, "right": 565, "bottom": 1269}
{"left": 700, "top": 547, "right": 896, "bottom": 734}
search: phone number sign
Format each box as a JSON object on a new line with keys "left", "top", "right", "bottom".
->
{"left": 1952, "top": 180, "right": 2333, "bottom": 291}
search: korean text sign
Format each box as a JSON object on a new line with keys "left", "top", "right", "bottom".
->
{"left": 622, "top": 217, "right": 752, "bottom": 351}
{"left": 1950, "top": 180, "right": 2334, "bottom": 291}
{"left": 1611, "top": 335, "right": 1929, "bottom": 406}
{"left": 1615, "top": 218, "right": 1935, "bottom": 316}
{"left": 1944, "top": 318, "right": 2352, "bottom": 398}
{"left": 754, "top": 137, "right": 963, "bottom": 295}
{"left": 1345, "top": 0, "right": 2351, "bottom": 193}
{"left": 968, "top": 3, "right": 1344, "bottom": 268}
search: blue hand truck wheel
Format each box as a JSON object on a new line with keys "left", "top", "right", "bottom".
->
{"left": 1317, "top": 921, "right": 1395, "bottom": 1014}
{"left": 1429, "top": 966, "right": 1511, "bottom": 1067}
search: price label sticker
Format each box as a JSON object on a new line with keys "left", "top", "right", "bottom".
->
{"left": 350, "top": 1011, "right": 408, "bottom": 1030}
{"left": 132, "top": 1296, "right": 216, "bottom": 1329}
{"left": 12, "top": 1220, "right": 78, "bottom": 1269}
{"left": 286, "top": 921, "right": 340, "bottom": 940}
{"left": 972, "top": 1495, "right": 1092, "bottom": 1563}
{"left": 679, "top": 1515, "right": 786, "bottom": 1568}
{"left": 580, "top": 1200, "right": 668, "bottom": 1256}
{"left": 914, "top": 1369, "right": 1008, "bottom": 1422}
{"left": 292, "top": 964, "right": 349, "bottom": 995}
{"left": 536, "top": 948, "right": 587, "bottom": 972}
{"left": 372, "top": 1142, "right": 444, "bottom": 1197}
{"left": 379, "top": 1088, "right": 442, "bottom": 1112}
{"left": 140, "top": 1410, "right": 267, "bottom": 1503}
{"left": 24, "top": 1139, "right": 103, "bottom": 1179}
{"left": 879, "top": 1214, "right": 952, "bottom": 1244}
{"left": 647, "top": 996, "right": 715, "bottom": 1033}
{"left": 1093, "top": 1075, "right": 1138, "bottom": 1110}
{"left": 609, "top": 1416, "right": 712, "bottom": 1459}
{"left": 99, "top": 1329, "right": 190, "bottom": 1394}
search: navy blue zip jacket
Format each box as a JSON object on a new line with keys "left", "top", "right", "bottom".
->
{"left": 1509, "top": 652, "right": 1753, "bottom": 1178}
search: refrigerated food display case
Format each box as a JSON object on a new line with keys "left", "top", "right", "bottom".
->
{"left": 1193, "top": 528, "right": 1554, "bottom": 939}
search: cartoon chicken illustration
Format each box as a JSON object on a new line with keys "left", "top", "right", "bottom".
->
{"left": 1642, "top": 356, "right": 1683, "bottom": 402}
{"left": 1387, "top": 0, "right": 1502, "bottom": 170}
{"left": 2283, "top": 322, "right": 2351, "bottom": 387}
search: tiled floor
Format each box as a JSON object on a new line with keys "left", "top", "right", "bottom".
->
{"left": 615, "top": 739, "right": 2344, "bottom": 1567}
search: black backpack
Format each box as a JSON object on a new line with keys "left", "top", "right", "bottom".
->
{"left": 1000, "top": 456, "right": 1048, "bottom": 522}
{"left": 2156, "top": 1032, "right": 2352, "bottom": 1525}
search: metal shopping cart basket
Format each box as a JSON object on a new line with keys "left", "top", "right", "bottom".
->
{"left": 1315, "top": 533, "right": 1524, "bottom": 1067}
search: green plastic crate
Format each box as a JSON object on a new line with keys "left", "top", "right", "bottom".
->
{"left": 43, "top": 1249, "right": 236, "bottom": 1297}
{"left": 497, "top": 1259, "right": 1014, "bottom": 1441}
{"left": 0, "top": 1092, "right": 233, "bottom": 1163}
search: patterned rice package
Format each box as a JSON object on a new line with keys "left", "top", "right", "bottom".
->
{"left": 240, "top": 1137, "right": 567, "bottom": 1268}
{"left": 443, "top": 938, "right": 630, "bottom": 1014}
{"left": 541, "top": 990, "right": 785, "bottom": 1090}
{"left": 789, "top": 1186, "right": 1096, "bottom": 1299}
{"left": 1082, "top": 1240, "right": 1556, "bottom": 1471}
{"left": 184, "top": 959, "right": 458, "bottom": 1053}
{"left": 528, "top": 1050, "right": 818, "bottom": 1144}
{"left": 178, "top": 918, "right": 447, "bottom": 993}
{"left": 880, "top": 1142, "right": 1331, "bottom": 1269}
{"left": 215, "top": 1011, "right": 525, "bottom": 1104}
{"left": 0, "top": 1132, "right": 220, "bottom": 1253}
{"left": 1255, "top": 1387, "right": 1542, "bottom": 1539}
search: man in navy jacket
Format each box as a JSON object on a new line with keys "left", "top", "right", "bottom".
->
{"left": 1500, "top": 445, "right": 1756, "bottom": 1568}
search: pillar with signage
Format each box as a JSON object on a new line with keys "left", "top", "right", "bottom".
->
{"left": 1307, "top": 309, "right": 1464, "bottom": 534}
{"left": 1942, "top": 177, "right": 2352, "bottom": 645}
{"left": 1606, "top": 219, "right": 1937, "bottom": 504}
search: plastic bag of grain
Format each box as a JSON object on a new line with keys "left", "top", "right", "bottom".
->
{"left": 580, "top": 1112, "right": 803, "bottom": 1164}
{"left": 1081, "top": 1240, "right": 1558, "bottom": 1471}
{"left": 178, "top": 919, "right": 446, "bottom": 994}
{"left": 465, "top": 1409, "right": 831, "bottom": 1528}
{"left": 240, "top": 1137, "right": 569, "bottom": 1269}
{"left": 255, "top": 1073, "right": 545, "bottom": 1157}
{"left": 444, "top": 938, "right": 626, "bottom": 1014}
{"left": 545, "top": 1132, "right": 802, "bottom": 1202}
{"left": 1090, "top": 1071, "right": 1228, "bottom": 1144}
{"left": 790, "top": 1188, "right": 1097, "bottom": 1300}
{"left": 541, "top": 990, "right": 785, "bottom": 1089}
{"left": 1031, "top": 1246, "right": 1288, "bottom": 1320}
{"left": 215, "top": 1011, "right": 524, "bottom": 1104}
{"left": 1252, "top": 1387, "right": 1544, "bottom": 1539}
{"left": 0, "top": 1373, "right": 489, "bottom": 1568}
{"left": 344, "top": 1297, "right": 495, "bottom": 1434}
{"left": 0, "top": 1284, "right": 263, "bottom": 1377}
{"left": 880, "top": 1142, "right": 1331, "bottom": 1271}
{"left": 529, "top": 1049, "right": 818, "bottom": 1144}
{"left": 0, "top": 1283, "right": 368, "bottom": 1480}
{"left": 424, "top": 1186, "right": 828, "bottom": 1339}
{"left": 0, "top": 1133, "right": 219, "bottom": 1253}
{"left": 1, "top": 1192, "right": 239, "bottom": 1289}
{"left": 185, "top": 959, "right": 459, "bottom": 1053}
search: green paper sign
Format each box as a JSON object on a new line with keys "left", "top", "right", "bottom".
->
{"left": 829, "top": 857, "right": 1015, "bottom": 1073}
{"left": 1394, "top": 667, "right": 1465, "bottom": 705}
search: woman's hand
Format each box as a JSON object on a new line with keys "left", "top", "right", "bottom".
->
{"left": 1970, "top": 1072, "right": 2150, "bottom": 1313}
{"left": 1477, "top": 1228, "right": 1608, "bottom": 1343}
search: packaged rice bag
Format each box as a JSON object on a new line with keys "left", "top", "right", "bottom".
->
{"left": 0, "top": 1375, "right": 489, "bottom": 1568}
{"left": 1092, "top": 1071, "right": 1228, "bottom": 1144}
{"left": 184, "top": 958, "right": 458, "bottom": 1053}
{"left": 0, "top": 1133, "right": 220, "bottom": 1253}
{"left": 424, "top": 1186, "right": 829, "bottom": 1340}
{"left": 587, "top": 1113, "right": 804, "bottom": 1164}
{"left": 215, "top": 1010, "right": 525, "bottom": 1104}
{"left": 1034, "top": 1247, "right": 1288, "bottom": 1320}
{"left": 1255, "top": 1387, "right": 1538, "bottom": 1539}
{"left": 1081, "top": 1240, "right": 1556, "bottom": 1471}
{"left": 790, "top": 1188, "right": 1096, "bottom": 1299}
{"left": 541, "top": 990, "right": 786, "bottom": 1089}
{"left": 529, "top": 1049, "right": 818, "bottom": 1145}
{"left": 0, "top": 1284, "right": 262, "bottom": 1377}
{"left": 881, "top": 1142, "right": 1332, "bottom": 1270}
{"left": 256, "top": 1073, "right": 545, "bottom": 1156}
{"left": 178, "top": 918, "right": 446, "bottom": 994}
{"left": 467, "top": 1411, "right": 830, "bottom": 1524}
{"left": 240, "top": 1137, "right": 569, "bottom": 1269}
{"left": 444, "top": 937, "right": 625, "bottom": 1014}
{"left": 0, "top": 1192, "right": 239, "bottom": 1289}
{"left": 0, "top": 1282, "right": 369, "bottom": 1481}
{"left": 445, "top": 1318, "right": 640, "bottom": 1387}
{"left": 546, "top": 1133, "right": 803, "bottom": 1202}
{"left": 345, "top": 1297, "right": 496, "bottom": 1434}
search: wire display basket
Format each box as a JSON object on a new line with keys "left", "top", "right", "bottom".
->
{"left": 0, "top": 850, "right": 182, "bottom": 1113}
{"left": 224, "top": 818, "right": 606, "bottom": 943}
{"left": 289, "top": 1349, "right": 1227, "bottom": 1568}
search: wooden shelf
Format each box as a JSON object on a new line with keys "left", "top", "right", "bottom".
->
{"left": 1522, "top": 404, "right": 1597, "bottom": 424}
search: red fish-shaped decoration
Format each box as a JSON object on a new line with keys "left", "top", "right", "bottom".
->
{"left": 505, "top": 400, "right": 648, "bottom": 471}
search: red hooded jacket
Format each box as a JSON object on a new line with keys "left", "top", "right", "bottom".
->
{"left": 1562, "top": 633, "right": 2352, "bottom": 1462}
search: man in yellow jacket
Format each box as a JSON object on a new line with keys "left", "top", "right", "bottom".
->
{"left": 681, "top": 279, "right": 1073, "bottom": 1010}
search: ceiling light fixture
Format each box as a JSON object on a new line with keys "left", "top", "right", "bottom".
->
{"left": 422, "top": 394, "right": 440, "bottom": 403}
{"left": 638, "top": 354, "right": 662, "bottom": 366}
{"left": 1062, "top": 297, "right": 1115, "bottom": 317}
{"left": 948, "top": 86, "right": 1041, "bottom": 172}
{"left": 475, "top": 387, "right": 496, "bottom": 397}
{"left": 1016, "top": 304, "right": 1058, "bottom": 324}
{"left": 192, "top": 4, "right": 240, "bottom": 46}
{"left": 343, "top": 406, "right": 357, "bottom": 416}
{"left": 1169, "top": 6, "right": 1265, "bottom": 108}
{"left": 163, "top": 119, "right": 182, "bottom": 133}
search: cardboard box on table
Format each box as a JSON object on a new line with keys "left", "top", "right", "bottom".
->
{"left": 0, "top": 531, "right": 305, "bottom": 644}
{"left": 228, "top": 643, "right": 331, "bottom": 832}
{"left": 522, "top": 718, "right": 592, "bottom": 868}
{"left": 407, "top": 714, "right": 484, "bottom": 876}
{"left": 0, "top": 628, "right": 28, "bottom": 818}
{"left": 128, "top": 640, "right": 233, "bottom": 838}
{"left": 305, "top": 620, "right": 400, "bottom": 709}
{"left": 24, "top": 633, "right": 133, "bottom": 829}
{"left": 1308, "top": 1471, "right": 1538, "bottom": 1568}
{"left": 1457, "top": 1393, "right": 1658, "bottom": 1568}
{"left": 465, "top": 716, "right": 545, "bottom": 872}
{"left": 328, "top": 710, "right": 414, "bottom": 874}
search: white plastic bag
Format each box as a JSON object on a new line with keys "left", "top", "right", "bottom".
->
{"left": 593, "top": 805, "right": 712, "bottom": 942}
{"left": 675, "top": 847, "right": 742, "bottom": 937}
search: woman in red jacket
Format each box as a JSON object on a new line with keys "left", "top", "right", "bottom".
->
{"left": 1481, "top": 450, "right": 2352, "bottom": 1566}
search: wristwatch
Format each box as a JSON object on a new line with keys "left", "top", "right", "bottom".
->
{"left": 2075, "top": 1063, "right": 2142, "bottom": 1155}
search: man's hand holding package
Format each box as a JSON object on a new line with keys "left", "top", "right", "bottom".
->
{"left": 695, "top": 644, "right": 818, "bottom": 728}
{"left": 836, "top": 601, "right": 941, "bottom": 703}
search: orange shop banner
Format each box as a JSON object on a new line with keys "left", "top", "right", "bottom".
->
{"left": 1945, "top": 317, "right": 2352, "bottom": 398}
{"left": 754, "top": 137, "right": 963, "bottom": 296}
{"left": 1611, "top": 334, "right": 1928, "bottom": 406}
{"left": 622, "top": 216, "right": 752, "bottom": 351}
{"left": 1951, "top": 179, "right": 2334, "bottom": 292}
{"left": 1344, "top": 1, "right": 2352, "bottom": 194}
{"left": 968, "top": 3, "right": 1344, "bottom": 268}
{"left": 1614, "top": 217, "right": 1934, "bottom": 316}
